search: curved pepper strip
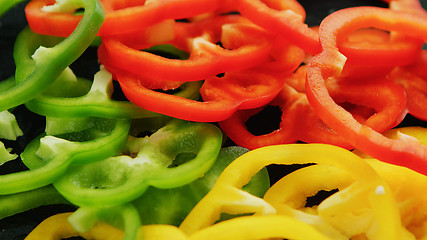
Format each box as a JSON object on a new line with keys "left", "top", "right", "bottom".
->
{"left": 0, "top": 0, "right": 104, "bottom": 113}
{"left": 117, "top": 68, "right": 286, "bottom": 122}
{"left": 23, "top": 66, "right": 201, "bottom": 119}
{"left": 132, "top": 146, "right": 269, "bottom": 226}
{"left": 0, "top": 185, "right": 68, "bottom": 220}
{"left": 264, "top": 163, "right": 415, "bottom": 239}
{"left": 26, "top": 213, "right": 333, "bottom": 240}
{"left": 25, "top": 212, "right": 124, "bottom": 240}
{"left": 25, "top": 0, "right": 222, "bottom": 37}
{"left": 352, "top": 127, "right": 427, "bottom": 238}
{"left": 305, "top": 6, "right": 427, "bottom": 175}
{"left": 0, "top": 118, "right": 130, "bottom": 194}
{"left": 263, "top": 164, "right": 352, "bottom": 239}
{"left": 179, "top": 143, "right": 401, "bottom": 240}
{"left": 219, "top": 64, "right": 407, "bottom": 150}
{"left": 2, "top": 146, "right": 268, "bottom": 235}
{"left": 52, "top": 119, "right": 223, "bottom": 206}
{"left": 63, "top": 147, "right": 268, "bottom": 239}
{"left": 236, "top": 0, "right": 423, "bottom": 65}
{"left": 68, "top": 203, "right": 141, "bottom": 240}
{"left": 98, "top": 17, "right": 275, "bottom": 82}
{"left": 390, "top": 51, "right": 427, "bottom": 121}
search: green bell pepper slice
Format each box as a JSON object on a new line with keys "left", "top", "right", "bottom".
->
{"left": 0, "top": 118, "right": 131, "bottom": 195}
{"left": 0, "top": 0, "right": 104, "bottom": 112}
{"left": 69, "top": 203, "right": 141, "bottom": 240}
{"left": 53, "top": 119, "right": 223, "bottom": 207}
{"left": 64, "top": 146, "right": 269, "bottom": 240}
{"left": 23, "top": 66, "right": 202, "bottom": 119}
{"left": 133, "top": 146, "right": 270, "bottom": 226}
{"left": 0, "top": 185, "right": 69, "bottom": 220}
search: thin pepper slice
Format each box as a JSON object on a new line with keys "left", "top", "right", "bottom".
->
{"left": 220, "top": 64, "right": 407, "bottom": 150}
{"left": 0, "top": 185, "right": 68, "bottom": 220}
{"left": 179, "top": 144, "right": 401, "bottom": 240}
{"left": 117, "top": 69, "right": 286, "bottom": 122}
{"left": 237, "top": 0, "right": 423, "bottom": 65}
{"left": 132, "top": 146, "right": 269, "bottom": 226}
{"left": 25, "top": 0, "right": 221, "bottom": 37}
{"left": 24, "top": 66, "right": 164, "bottom": 119}
{"left": 52, "top": 119, "right": 223, "bottom": 206}
{"left": 305, "top": 6, "right": 427, "bottom": 175}
{"left": 1, "top": 0, "right": 104, "bottom": 113}
{"left": 98, "top": 16, "right": 275, "bottom": 82}
{"left": 68, "top": 203, "right": 141, "bottom": 240}
{"left": 0, "top": 118, "right": 130, "bottom": 194}
{"left": 389, "top": 51, "right": 427, "bottom": 121}
{"left": 25, "top": 212, "right": 124, "bottom": 240}
{"left": 26, "top": 213, "right": 333, "bottom": 240}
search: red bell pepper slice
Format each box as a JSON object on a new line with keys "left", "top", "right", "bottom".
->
{"left": 98, "top": 15, "right": 277, "bottom": 82}
{"left": 305, "top": 6, "right": 427, "bottom": 175}
{"left": 236, "top": 0, "right": 320, "bottom": 54}
{"left": 237, "top": 0, "right": 423, "bottom": 65}
{"left": 390, "top": 52, "right": 427, "bottom": 121}
{"left": 25, "top": 0, "right": 222, "bottom": 37}
{"left": 116, "top": 67, "right": 286, "bottom": 122}
{"left": 220, "top": 65, "right": 407, "bottom": 150}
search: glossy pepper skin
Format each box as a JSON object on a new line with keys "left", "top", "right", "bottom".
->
{"left": 0, "top": 118, "right": 131, "bottom": 195}
{"left": 1, "top": 0, "right": 105, "bottom": 113}
{"left": 22, "top": 147, "right": 270, "bottom": 239}
{"left": 305, "top": 6, "right": 427, "bottom": 175}
{"left": 52, "top": 119, "right": 224, "bottom": 207}
{"left": 219, "top": 64, "right": 407, "bottom": 150}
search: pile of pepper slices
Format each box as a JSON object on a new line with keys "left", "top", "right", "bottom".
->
{"left": 1, "top": 0, "right": 427, "bottom": 239}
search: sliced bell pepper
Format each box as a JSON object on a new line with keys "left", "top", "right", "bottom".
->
{"left": 389, "top": 51, "right": 427, "bottom": 121}
{"left": 23, "top": 66, "right": 161, "bottom": 119}
{"left": 52, "top": 119, "right": 223, "bottom": 207}
{"left": 27, "top": 213, "right": 333, "bottom": 240}
{"left": 220, "top": 64, "right": 407, "bottom": 150}
{"left": 132, "top": 146, "right": 269, "bottom": 226}
{"left": 237, "top": 0, "right": 423, "bottom": 65}
{"left": 305, "top": 6, "right": 427, "bottom": 175}
{"left": 0, "top": 0, "right": 104, "bottom": 113}
{"left": 25, "top": 212, "right": 125, "bottom": 240}
{"left": 25, "top": 0, "right": 221, "bottom": 37}
{"left": 98, "top": 16, "right": 275, "bottom": 82}
{"left": 180, "top": 143, "right": 401, "bottom": 239}
{"left": 117, "top": 68, "right": 286, "bottom": 122}
{"left": 0, "top": 185, "right": 68, "bottom": 220}
{"left": 0, "top": 118, "right": 130, "bottom": 194}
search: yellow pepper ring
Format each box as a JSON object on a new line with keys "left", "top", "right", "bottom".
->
{"left": 25, "top": 212, "right": 124, "bottom": 240}
{"left": 179, "top": 143, "right": 402, "bottom": 240}
{"left": 188, "top": 215, "right": 332, "bottom": 240}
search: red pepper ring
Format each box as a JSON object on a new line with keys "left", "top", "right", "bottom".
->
{"left": 220, "top": 64, "right": 407, "bottom": 150}
{"left": 305, "top": 6, "right": 427, "bottom": 175}
{"left": 390, "top": 67, "right": 427, "bottom": 121}
{"left": 25, "top": 0, "right": 222, "bottom": 37}
{"left": 117, "top": 69, "right": 285, "bottom": 122}
{"left": 98, "top": 20, "right": 276, "bottom": 82}
{"left": 237, "top": 0, "right": 320, "bottom": 55}
{"left": 218, "top": 84, "right": 302, "bottom": 150}
{"left": 237, "top": 0, "right": 423, "bottom": 65}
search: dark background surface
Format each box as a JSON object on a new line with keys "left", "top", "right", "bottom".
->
{"left": 1, "top": 1, "right": 427, "bottom": 239}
